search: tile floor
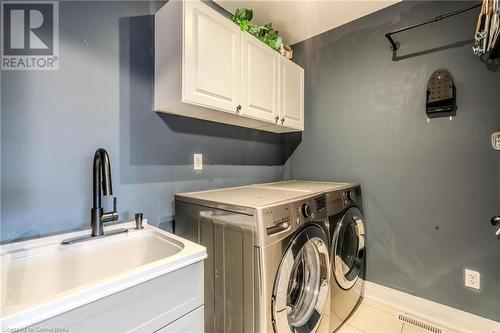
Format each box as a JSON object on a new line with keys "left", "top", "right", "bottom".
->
{"left": 336, "top": 297, "right": 459, "bottom": 333}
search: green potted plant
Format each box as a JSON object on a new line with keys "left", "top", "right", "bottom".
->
{"left": 232, "top": 8, "right": 284, "bottom": 51}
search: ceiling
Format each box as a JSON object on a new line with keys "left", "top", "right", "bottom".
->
{"left": 214, "top": 0, "right": 400, "bottom": 45}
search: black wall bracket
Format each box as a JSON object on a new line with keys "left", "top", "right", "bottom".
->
{"left": 385, "top": 3, "right": 482, "bottom": 54}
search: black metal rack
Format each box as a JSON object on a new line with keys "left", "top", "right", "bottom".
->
{"left": 384, "top": 2, "right": 498, "bottom": 59}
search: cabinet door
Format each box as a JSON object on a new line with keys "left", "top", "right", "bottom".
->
{"left": 240, "top": 33, "right": 280, "bottom": 124}
{"left": 183, "top": 1, "right": 240, "bottom": 113}
{"left": 280, "top": 58, "right": 304, "bottom": 130}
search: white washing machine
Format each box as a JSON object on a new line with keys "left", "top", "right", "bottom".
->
{"left": 250, "top": 181, "right": 366, "bottom": 333}
{"left": 174, "top": 185, "right": 332, "bottom": 333}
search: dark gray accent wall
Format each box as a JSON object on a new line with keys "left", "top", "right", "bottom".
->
{"left": 0, "top": 1, "right": 284, "bottom": 242}
{"left": 287, "top": 1, "right": 500, "bottom": 321}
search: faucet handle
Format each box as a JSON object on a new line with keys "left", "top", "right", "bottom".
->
{"left": 101, "top": 197, "right": 119, "bottom": 224}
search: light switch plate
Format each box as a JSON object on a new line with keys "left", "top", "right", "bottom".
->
{"left": 193, "top": 153, "right": 203, "bottom": 170}
{"left": 492, "top": 132, "right": 500, "bottom": 151}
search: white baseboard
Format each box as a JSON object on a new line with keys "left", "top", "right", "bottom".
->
{"left": 363, "top": 281, "right": 499, "bottom": 333}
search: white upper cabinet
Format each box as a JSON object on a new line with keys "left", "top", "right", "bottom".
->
{"left": 183, "top": 0, "right": 240, "bottom": 113}
{"left": 240, "top": 33, "right": 280, "bottom": 124}
{"left": 280, "top": 58, "right": 304, "bottom": 131}
{"left": 154, "top": 0, "right": 304, "bottom": 133}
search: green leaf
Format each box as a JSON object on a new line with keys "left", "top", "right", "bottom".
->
{"left": 245, "top": 9, "right": 253, "bottom": 21}
{"left": 232, "top": 8, "right": 241, "bottom": 22}
{"left": 248, "top": 25, "right": 259, "bottom": 36}
{"left": 235, "top": 8, "right": 252, "bottom": 21}
{"left": 240, "top": 20, "right": 250, "bottom": 31}
{"left": 270, "top": 36, "right": 282, "bottom": 50}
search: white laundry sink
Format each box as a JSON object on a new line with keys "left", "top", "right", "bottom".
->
{"left": 0, "top": 221, "right": 207, "bottom": 329}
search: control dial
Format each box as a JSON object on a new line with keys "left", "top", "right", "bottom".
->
{"left": 346, "top": 190, "right": 356, "bottom": 202}
{"left": 301, "top": 203, "right": 312, "bottom": 218}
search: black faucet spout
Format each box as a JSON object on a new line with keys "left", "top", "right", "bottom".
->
{"left": 93, "top": 148, "right": 112, "bottom": 208}
{"left": 91, "top": 148, "right": 118, "bottom": 237}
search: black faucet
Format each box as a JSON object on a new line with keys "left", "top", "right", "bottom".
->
{"left": 60, "top": 148, "right": 126, "bottom": 244}
{"left": 91, "top": 148, "right": 118, "bottom": 236}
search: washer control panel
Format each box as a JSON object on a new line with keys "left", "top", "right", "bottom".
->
{"left": 301, "top": 203, "right": 312, "bottom": 218}
{"left": 343, "top": 189, "right": 356, "bottom": 205}
{"left": 257, "top": 194, "right": 328, "bottom": 246}
{"left": 342, "top": 186, "right": 362, "bottom": 208}
{"left": 326, "top": 186, "right": 362, "bottom": 216}
{"left": 292, "top": 194, "right": 327, "bottom": 224}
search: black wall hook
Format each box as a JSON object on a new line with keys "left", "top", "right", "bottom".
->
{"left": 385, "top": 2, "right": 482, "bottom": 58}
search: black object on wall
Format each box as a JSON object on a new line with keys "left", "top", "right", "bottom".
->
{"left": 426, "top": 69, "right": 457, "bottom": 118}
{"left": 384, "top": 2, "right": 482, "bottom": 60}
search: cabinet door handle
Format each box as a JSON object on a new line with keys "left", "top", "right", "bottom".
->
{"left": 236, "top": 105, "right": 241, "bottom": 114}
{"left": 275, "top": 116, "right": 279, "bottom": 123}
{"left": 281, "top": 118, "right": 285, "bottom": 124}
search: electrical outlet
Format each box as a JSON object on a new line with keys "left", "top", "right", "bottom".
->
{"left": 464, "top": 269, "right": 480, "bottom": 290}
{"left": 193, "top": 153, "right": 203, "bottom": 171}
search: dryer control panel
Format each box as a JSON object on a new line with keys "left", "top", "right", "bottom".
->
{"left": 326, "top": 185, "right": 362, "bottom": 216}
{"left": 292, "top": 195, "right": 327, "bottom": 224}
{"left": 256, "top": 194, "right": 328, "bottom": 247}
{"left": 343, "top": 186, "right": 362, "bottom": 208}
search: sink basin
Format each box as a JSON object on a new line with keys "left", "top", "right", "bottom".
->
{"left": 0, "top": 221, "right": 206, "bottom": 329}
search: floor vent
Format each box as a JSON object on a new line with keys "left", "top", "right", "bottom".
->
{"left": 397, "top": 313, "right": 443, "bottom": 333}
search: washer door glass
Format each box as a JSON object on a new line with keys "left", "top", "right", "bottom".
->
{"left": 273, "top": 225, "right": 330, "bottom": 333}
{"left": 332, "top": 207, "right": 365, "bottom": 290}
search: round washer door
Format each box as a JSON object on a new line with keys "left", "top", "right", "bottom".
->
{"left": 332, "top": 207, "right": 365, "bottom": 290}
{"left": 272, "top": 224, "right": 330, "bottom": 333}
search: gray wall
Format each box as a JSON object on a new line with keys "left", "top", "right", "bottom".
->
{"left": 0, "top": 1, "right": 285, "bottom": 242}
{"left": 286, "top": 1, "right": 500, "bottom": 321}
